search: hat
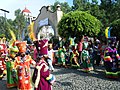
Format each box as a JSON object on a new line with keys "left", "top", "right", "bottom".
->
{"left": 33, "top": 39, "right": 48, "bottom": 55}
{"left": 9, "top": 46, "right": 19, "bottom": 58}
{"left": 12, "top": 40, "right": 20, "bottom": 46}
{"left": 16, "top": 41, "right": 27, "bottom": 53}
{"left": 9, "top": 46, "right": 19, "bottom": 53}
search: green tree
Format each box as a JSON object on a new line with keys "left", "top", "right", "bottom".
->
{"left": 72, "top": 0, "right": 120, "bottom": 34}
{"left": 13, "top": 9, "right": 26, "bottom": 40}
{"left": 58, "top": 11, "right": 102, "bottom": 39}
{"left": 0, "top": 16, "right": 13, "bottom": 40}
{"left": 0, "top": 16, "right": 6, "bottom": 36}
{"left": 110, "top": 19, "right": 120, "bottom": 39}
{"left": 100, "top": 0, "right": 120, "bottom": 27}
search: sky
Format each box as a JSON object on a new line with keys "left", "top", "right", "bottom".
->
{"left": 0, "top": 0, "right": 73, "bottom": 20}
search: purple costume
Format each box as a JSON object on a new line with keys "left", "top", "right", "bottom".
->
{"left": 33, "top": 59, "right": 52, "bottom": 90}
{"left": 104, "top": 37, "right": 120, "bottom": 78}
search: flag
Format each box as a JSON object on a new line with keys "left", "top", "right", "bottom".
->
{"left": 28, "top": 22, "right": 36, "bottom": 41}
{"left": 105, "top": 27, "right": 109, "bottom": 38}
{"left": 108, "top": 27, "right": 112, "bottom": 38}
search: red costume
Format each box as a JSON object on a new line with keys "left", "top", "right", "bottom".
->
{"left": 14, "top": 41, "right": 36, "bottom": 90}
{"left": 0, "top": 44, "right": 7, "bottom": 78}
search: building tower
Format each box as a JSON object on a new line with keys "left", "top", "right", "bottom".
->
{"left": 22, "top": 7, "right": 33, "bottom": 24}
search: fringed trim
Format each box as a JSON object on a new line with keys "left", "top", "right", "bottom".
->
{"left": 34, "top": 63, "right": 48, "bottom": 88}
{"left": 104, "top": 56, "right": 112, "bottom": 62}
{"left": 7, "top": 83, "right": 17, "bottom": 88}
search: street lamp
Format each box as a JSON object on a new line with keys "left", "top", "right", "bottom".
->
{"left": 0, "top": 9, "right": 9, "bottom": 20}
{"left": 0, "top": 9, "right": 9, "bottom": 13}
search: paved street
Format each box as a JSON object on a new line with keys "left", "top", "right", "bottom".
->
{"left": 0, "top": 66, "right": 120, "bottom": 90}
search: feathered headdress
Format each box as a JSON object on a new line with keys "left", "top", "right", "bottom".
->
{"left": 28, "top": 22, "right": 36, "bottom": 41}
{"left": 9, "top": 29, "right": 16, "bottom": 47}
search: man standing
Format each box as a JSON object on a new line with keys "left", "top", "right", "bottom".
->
{"left": 14, "top": 41, "right": 36, "bottom": 90}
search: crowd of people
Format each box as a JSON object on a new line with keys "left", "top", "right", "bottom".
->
{"left": 0, "top": 35, "right": 120, "bottom": 90}
{"left": 0, "top": 38, "right": 55, "bottom": 90}
{"left": 53, "top": 36, "right": 103, "bottom": 71}
{"left": 52, "top": 36, "right": 120, "bottom": 77}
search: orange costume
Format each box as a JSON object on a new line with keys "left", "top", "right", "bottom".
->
{"left": 14, "top": 41, "right": 36, "bottom": 90}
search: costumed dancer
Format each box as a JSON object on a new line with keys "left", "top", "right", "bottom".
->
{"left": 6, "top": 45, "right": 19, "bottom": 88}
{"left": 70, "top": 46, "right": 80, "bottom": 68}
{"left": 6, "top": 30, "right": 19, "bottom": 88}
{"left": 0, "top": 38, "right": 7, "bottom": 79}
{"left": 14, "top": 41, "right": 36, "bottom": 90}
{"left": 32, "top": 39, "right": 55, "bottom": 90}
{"left": 33, "top": 39, "right": 48, "bottom": 62}
{"left": 32, "top": 55, "right": 53, "bottom": 90}
{"left": 57, "top": 47, "right": 66, "bottom": 67}
{"left": 81, "top": 36, "right": 93, "bottom": 72}
{"left": 28, "top": 22, "right": 55, "bottom": 90}
{"left": 104, "top": 37, "right": 120, "bottom": 78}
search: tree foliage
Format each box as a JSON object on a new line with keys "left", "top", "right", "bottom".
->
{"left": 13, "top": 9, "right": 26, "bottom": 40}
{"left": 0, "top": 16, "right": 14, "bottom": 40}
{"left": 0, "top": 16, "right": 6, "bottom": 37}
{"left": 58, "top": 11, "right": 102, "bottom": 39}
{"left": 70, "top": 0, "right": 120, "bottom": 38}
{"left": 0, "top": 9, "right": 26, "bottom": 41}
{"left": 110, "top": 19, "right": 120, "bottom": 39}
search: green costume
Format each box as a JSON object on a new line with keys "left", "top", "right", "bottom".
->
{"left": 57, "top": 48, "right": 66, "bottom": 66}
{"left": 6, "top": 46, "right": 18, "bottom": 88}
{"left": 81, "top": 50, "right": 93, "bottom": 72}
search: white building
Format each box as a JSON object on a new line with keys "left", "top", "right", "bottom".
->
{"left": 22, "top": 7, "right": 34, "bottom": 24}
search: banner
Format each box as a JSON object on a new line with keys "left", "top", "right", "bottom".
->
{"left": 38, "top": 18, "right": 49, "bottom": 27}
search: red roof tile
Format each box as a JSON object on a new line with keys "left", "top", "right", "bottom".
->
{"left": 22, "top": 7, "right": 31, "bottom": 13}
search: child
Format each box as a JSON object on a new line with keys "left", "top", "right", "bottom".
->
{"left": 47, "top": 43, "right": 54, "bottom": 71}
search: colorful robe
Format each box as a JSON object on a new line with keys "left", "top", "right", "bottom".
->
{"left": 32, "top": 59, "right": 52, "bottom": 90}
{"left": 14, "top": 55, "right": 36, "bottom": 90}
{"left": 104, "top": 47, "right": 120, "bottom": 78}
{"left": 81, "top": 50, "right": 93, "bottom": 72}
{"left": 6, "top": 57, "right": 18, "bottom": 88}
{"left": 57, "top": 48, "right": 66, "bottom": 66}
